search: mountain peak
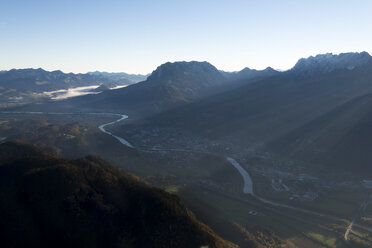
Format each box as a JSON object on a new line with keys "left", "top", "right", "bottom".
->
{"left": 240, "top": 67, "right": 254, "bottom": 72}
{"left": 264, "top": 66, "right": 275, "bottom": 71}
{"left": 148, "top": 61, "right": 219, "bottom": 80}
{"left": 222, "top": 66, "right": 279, "bottom": 82}
{"left": 87, "top": 61, "right": 228, "bottom": 116}
{"left": 291, "top": 51, "right": 372, "bottom": 75}
{"left": 146, "top": 61, "right": 226, "bottom": 86}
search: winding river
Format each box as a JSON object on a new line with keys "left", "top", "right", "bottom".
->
{"left": 0, "top": 111, "right": 253, "bottom": 195}
{"left": 98, "top": 114, "right": 134, "bottom": 148}
{"left": 2, "top": 111, "right": 372, "bottom": 238}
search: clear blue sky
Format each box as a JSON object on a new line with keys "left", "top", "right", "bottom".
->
{"left": 1, "top": 0, "right": 371, "bottom": 74}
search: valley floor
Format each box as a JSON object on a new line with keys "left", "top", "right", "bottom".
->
{"left": 1, "top": 111, "right": 372, "bottom": 247}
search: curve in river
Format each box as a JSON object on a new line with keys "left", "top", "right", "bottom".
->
{"left": 98, "top": 114, "right": 134, "bottom": 148}
{"left": 226, "top": 157, "right": 254, "bottom": 195}
{"left": 0, "top": 111, "right": 134, "bottom": 149}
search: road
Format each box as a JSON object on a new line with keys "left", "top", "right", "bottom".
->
{"left": 344, "top": 199, "right": 371, "bottom": 242}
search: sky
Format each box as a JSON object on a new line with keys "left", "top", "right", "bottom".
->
{"left": 1, "top": 0, "right": 372, "bottom": 74}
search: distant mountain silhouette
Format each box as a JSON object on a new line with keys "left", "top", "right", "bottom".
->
{"left": 66, "top": 61, "right": 232, "bottom": 116}
{"left": 222, "top": 67, "right": 279, "bottom": 81}
{"left": 0, "top": 141, "right": 236, "bottom": 248}
{"left": 0, "top": 68, "right": 143, "bottom": 107}
{"left": 0, "top": 68, "right": 132, "bottom": 92}
{"left": 88, "top": 71, "right": 148, "bottom": 83}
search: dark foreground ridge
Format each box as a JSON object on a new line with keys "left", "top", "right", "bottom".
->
{"left": 0, "top": 141, "right": 236, "bottom": 248}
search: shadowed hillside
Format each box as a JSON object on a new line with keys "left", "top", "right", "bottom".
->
{"left": 63, "top": 61, "right": 229, "bottom": 116}
{"left": 268, "top": 94, "right": 372, "bottom": 172}
{"left": 139, "top": 53, "right": 372, "bottom": 146}
{"left": 0, "top": 142, "right": 237, "bottom": 248}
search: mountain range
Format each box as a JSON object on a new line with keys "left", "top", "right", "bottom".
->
{"left": 5, "top": 51, "right": 372, "bottom": 171}
{"left": 0, "top": 68, "right": 136, "bottom": 92}
{"left": 102, "top": 51, "right": 372, "bottom": 172}
{"left": 221, "top": 66, "right": 280, "bottom": 81}
{"left": 289, "top": 51, "right": 372, "bottom": 76}
{"left": 88, "top": 71, "right": 148, "bottom": 83}
{"left": 0, "top": 68, "right": 147, "bottom": 106}
{"left": 46, "top": 61, "right": 280, "bottom": 117}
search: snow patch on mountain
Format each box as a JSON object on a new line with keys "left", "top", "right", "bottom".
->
{"left": 291, "top": 52, "right": 371, "bottom": 75}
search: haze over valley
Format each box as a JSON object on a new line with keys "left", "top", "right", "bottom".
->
{"left": 1, "top": 1, "right": 372, "bottom": 247}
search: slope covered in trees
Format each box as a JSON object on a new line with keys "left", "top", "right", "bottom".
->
{"left": 0, "top": 142, "right": 236, "bottom": 248}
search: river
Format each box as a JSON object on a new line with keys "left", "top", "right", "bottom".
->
{"left": 98, "top": 114, "right": 134, "bottom": 148}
